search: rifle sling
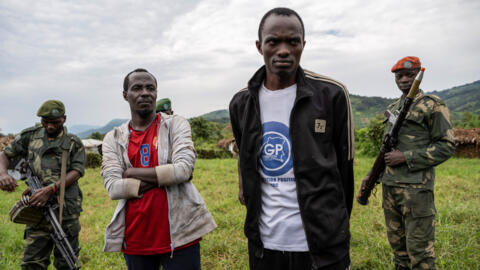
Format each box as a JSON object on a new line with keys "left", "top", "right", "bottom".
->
{"left": 59, "top": 150, "right": 68, "bottom": 225}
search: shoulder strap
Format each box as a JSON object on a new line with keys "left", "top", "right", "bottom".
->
{"left": 58, "top": 150, "right": 68, "bottom": 225}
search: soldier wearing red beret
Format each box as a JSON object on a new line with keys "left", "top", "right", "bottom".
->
{"left": 373, "top": 56, "right": 455, "bottom": 269}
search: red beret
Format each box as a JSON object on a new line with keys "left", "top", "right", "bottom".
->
{"left": 391, "top": 56, "right": 421, "bottom": 72}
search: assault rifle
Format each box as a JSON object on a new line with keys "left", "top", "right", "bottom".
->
{"left": 11, "top": 159, "right": 81, "bottom": 269}
{"left": 356, "top": 67, "right": 425, "bottom": 205}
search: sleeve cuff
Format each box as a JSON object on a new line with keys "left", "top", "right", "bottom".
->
{"left": 155, "top": 164, "right": 175, "bottom": 186}
{"left": 70, "top": 166, "right": 85, "bottom": 177}
{"left": 123, "top": 178, "right": 141, "bottom": 198}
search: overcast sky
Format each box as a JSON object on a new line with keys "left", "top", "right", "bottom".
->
{"left": 1, "top": 0, "right": 479, "bottom": 134}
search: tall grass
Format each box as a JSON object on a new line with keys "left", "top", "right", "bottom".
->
{"left": 0, "top": 157, "right": 478, "bottom": 269}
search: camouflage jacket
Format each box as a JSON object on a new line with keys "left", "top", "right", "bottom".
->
{"left": 381, "top": 90, "right": 455, "bottom": 190}
{"left": 3, "top": 125, "right": 86, "bottom": 217}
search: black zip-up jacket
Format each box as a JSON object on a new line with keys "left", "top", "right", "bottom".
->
{"left": 229, "top": 66, "right": 355, "bottom": 269}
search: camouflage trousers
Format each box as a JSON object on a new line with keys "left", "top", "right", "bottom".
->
{"left": 21, "top": 216, "right": 81, "bottom": 270}
{"left": 382, "top": 185, "right": 436, "bottom": 270}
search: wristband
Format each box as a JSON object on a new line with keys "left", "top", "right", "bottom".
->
{"left": 50, "top": 183, "right": 56, "bottom": 194}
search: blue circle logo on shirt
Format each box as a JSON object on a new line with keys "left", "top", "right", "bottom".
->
{"left": 259, "top": 121, "right": 293, "bottom": 177}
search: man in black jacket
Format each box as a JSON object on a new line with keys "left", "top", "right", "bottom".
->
{"left": 229, "top": 7, "right": 355, "bottom": 270}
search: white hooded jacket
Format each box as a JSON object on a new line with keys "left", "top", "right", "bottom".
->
{"left": 101, "top": 112, "right": 216, "bottom": 252}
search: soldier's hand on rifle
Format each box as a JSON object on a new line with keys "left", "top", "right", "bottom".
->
{"left": 0, "top": 172, "right": 18, "bottom": 192}
{"left": 22, "top": 187, "right": 31, "bottom": 196}
{"left": 384, "top": 150, "right": 406, "bottom": 166}
{"left": 29, "top": 186, "right": 54, "bottom": 208}
{"left": 360, "top": 176, "right": 369, "bottom": 192}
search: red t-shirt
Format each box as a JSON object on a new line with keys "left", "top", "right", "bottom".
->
{"left": 122, "top": 114, "right": 199, "bottom": 255}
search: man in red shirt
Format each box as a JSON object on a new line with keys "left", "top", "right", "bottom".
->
{"left": 101, "top": 68, "right": 216, "bottom": 270}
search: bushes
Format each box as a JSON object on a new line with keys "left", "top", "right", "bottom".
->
{"left": 454, "top": 111, "right": 480, "bottom": 128}
{"left": 190, "top": 117, "right": 235, "bottom": 159}
{"left": 355, "top": 114, "right": 385, "bottom": 157}
{"left": 189, "top": 117, "right": 223, "bottom": 147}
{"left": 194, "top": 141, "right": 233, "bottom": 159}
{"left": 196, "top": 148, "right": 232, "bottom": 159}
{"left": 88, "top": 132, "right": 105, "bottom": 140}
{"left": 86, "top": 152, "right": 102, "bottom": 168}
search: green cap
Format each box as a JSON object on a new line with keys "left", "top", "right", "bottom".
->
{"left": 36, "top": 100, "right": 65, "bottom": 119}
{"left": 156, "top": 98, "right": 172, "bottom": 113}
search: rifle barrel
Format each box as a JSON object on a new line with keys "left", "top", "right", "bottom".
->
{"left": 406, "top": 67, "right": 425, "bottom": 99}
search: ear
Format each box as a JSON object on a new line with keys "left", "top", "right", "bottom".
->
{"left": 123, "top": 91, "right": 128, "bottom": 101}
{"left": 256, "top": 40, "right": 263, "bottom": 55}
{"left": 63, "top": 115, "right": 67, "bottom": 124}
{"left": 303, "top": 40, "right": 306, "bottom": 49}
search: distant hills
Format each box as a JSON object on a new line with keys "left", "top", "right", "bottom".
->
{"left": 430, "top": 80, "right": 480, "bottom": 120}
{"left": 349, "top": 80, "right": 480, "bottom": 127}
{"left": 73, "top": 119, "right": 128, "bottom": 138}
{"left": 199, "top": 109, "right": 230, "bottom": 124}
{"left": 197, "top": 80, "right": 480, "bottom": 128}
{"left": 197, "top": 95, "right": 397, "bottom": 129}
{"left": 72, "top": 80, "right": 480, "bottom": 138}
{"left": 68, "top": 124, "right": 101, "bottom": 135}
{"left": 349, "top": 94, "right": 395, "bottom": 128}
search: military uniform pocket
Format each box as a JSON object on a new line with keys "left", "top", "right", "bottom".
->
{"left": 406, "top": 110, "right": 425, "bottom": 124}
{"left": 407, "top": 189, "right": 436, "bottom": 218}
{"left": 396, "top": 170, "right": 423, "bottom": 184}
{"left": 63, "top": 219, "right": 81, "bottom": 238}
{"left": 64, "top": 185, "right": 83, "bottom": 216}
{"left": 400, "top": 109, "right": 429, "bottom": 140}
{"left": 382, "top": 165, "right": 424, "bottom": 184}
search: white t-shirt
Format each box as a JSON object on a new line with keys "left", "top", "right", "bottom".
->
{"left": 258, "top": 83, "right": 309, "bottom": 252}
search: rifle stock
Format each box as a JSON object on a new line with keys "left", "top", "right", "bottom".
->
{"left": 356, "top": 147, "right": 386, "bottom": 205}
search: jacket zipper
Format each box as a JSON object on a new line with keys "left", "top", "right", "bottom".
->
{"left": 251, "top": 91, "right": 265, "bottom": 252}
{"left": 252, "top": 94, "right": 263, "bottom": 171}
{"left": 289, "top": 91, "right": 315, "bottom": 256}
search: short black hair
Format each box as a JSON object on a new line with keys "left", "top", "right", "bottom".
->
{"left": 258, "top": 7, "right": 305, "bottom": 42}
{"left": 123, "top": 68, "right": 157, "bottom": 91}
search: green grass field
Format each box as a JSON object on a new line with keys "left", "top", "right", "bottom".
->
{"left": 0, "top": 157, "right": 479, "bottom": 269}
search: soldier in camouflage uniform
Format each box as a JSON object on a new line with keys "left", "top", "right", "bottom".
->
{"left": 371, "top": 57, "right": 455, "bottom": 270}
{"left": 0, "top": 100, "right": 86, "bottom": 270}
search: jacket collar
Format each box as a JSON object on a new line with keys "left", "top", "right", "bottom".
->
{"left": 114, "top": 121, "right": 131, "bottom": 147}
{"left": 247, "top": 65, "right": 314, "bottom": 100}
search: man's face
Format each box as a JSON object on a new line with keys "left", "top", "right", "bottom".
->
{"left": 256, "top": 14, "right": 305, "bottom": 80}
{"left": 123, "top": 72, "right": 157, "bottom": 118}
{"left": 41, "top": 116, "right": 66, "bottom": 138}
{"left": 394, "top": 69, "right": 419, "bottom": 94}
